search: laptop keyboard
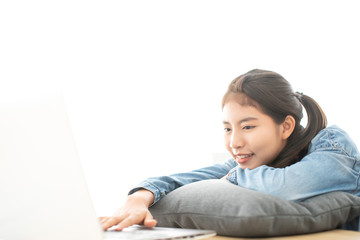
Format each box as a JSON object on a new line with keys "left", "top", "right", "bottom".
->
{"left": 104, "top": 230, "right": 170, "bottom": 240}
{"left": 103, "top": 225, "right": 214, "bottom": 240}
{"left": 103, "top": 225, "right": 176, "bottom": 240}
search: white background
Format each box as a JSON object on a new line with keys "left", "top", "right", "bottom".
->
{"left": 1, "top": 0, "right": 359, "bottom": 216}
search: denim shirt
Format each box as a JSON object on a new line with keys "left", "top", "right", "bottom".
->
{"left": 129, "top": 125, "right": 360, "bottom": 205}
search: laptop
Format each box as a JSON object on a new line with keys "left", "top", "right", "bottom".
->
{"left": 0, "top": 95, "right": 216, "bottom": 240}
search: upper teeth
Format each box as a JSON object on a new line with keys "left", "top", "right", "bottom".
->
{"left": 238, "top": 154, "right": 253, "bottom": 159}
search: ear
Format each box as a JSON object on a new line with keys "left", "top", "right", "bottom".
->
{"left": 281, "top": 115, "right": 296, "bottom": 140}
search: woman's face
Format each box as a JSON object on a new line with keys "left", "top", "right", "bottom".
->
{"left": 222, "top": 100, "right": 288, "bottom": 169}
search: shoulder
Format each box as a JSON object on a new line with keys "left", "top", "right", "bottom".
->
{"left": 308, "top": 125, "right": 360, "bottom": 159}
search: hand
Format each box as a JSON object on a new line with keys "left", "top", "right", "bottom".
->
{"left": 101, "top": 189, "right": 157, "bottom": 231}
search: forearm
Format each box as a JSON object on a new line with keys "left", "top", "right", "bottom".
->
{"left": 129, "top": 159, "right": 237, "bottom": 205}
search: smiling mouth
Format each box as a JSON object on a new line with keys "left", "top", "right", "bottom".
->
{"left": 235, "top": 153, "right": 254, "bottom": 164}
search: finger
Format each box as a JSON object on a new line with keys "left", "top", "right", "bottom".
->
{"left": 143, "top": 211, "right": 157, "bottom": 228}
{"left": 114, "top": 215, "right": 137, "bottom": 231}
{"left": 144, "top": 218, "right": 157, "bottom": 228}
{"left": 102, "top": 215, "right": 126, "bottom": 231}
{"left": 99, "top": 216, "right": 110, "bottom": 223}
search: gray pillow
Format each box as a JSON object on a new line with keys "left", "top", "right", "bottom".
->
{"left": 149, "top": 179, "right": 360, "bottom": 237}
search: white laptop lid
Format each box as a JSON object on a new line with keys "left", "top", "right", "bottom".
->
{"left": 0, "top": 95, "right": 216, "bottom": 240}
{"left": 0, "top": 95, "right": 104, "bottom": 240}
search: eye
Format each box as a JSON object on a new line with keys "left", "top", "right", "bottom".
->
{"left": 243, "top": 126, "right": 255, "bottom": 130}
{"left": 224, "top": 127, "right": 232, "bottom": 133}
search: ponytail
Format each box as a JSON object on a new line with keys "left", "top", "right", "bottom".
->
{"left": 296, "top": 92, "right": 327, "bottom": 137}
{"left": 269, "top": 92, "right": 327, "bottom": 168}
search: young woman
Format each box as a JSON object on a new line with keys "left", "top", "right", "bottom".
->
{"left": 101, "top": 69, "right": 360, "bottom": 231}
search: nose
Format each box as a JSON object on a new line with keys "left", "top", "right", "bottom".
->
{"left": 230, "top": 131, "right": 245, "bottom": 149}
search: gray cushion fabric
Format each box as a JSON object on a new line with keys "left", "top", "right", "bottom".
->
{"left": 149, "top": 179, "right": 360, "bottom": 237}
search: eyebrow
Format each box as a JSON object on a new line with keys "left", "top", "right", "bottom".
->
{"left": 222, "top": 117, "right": 258, "bottom": 125}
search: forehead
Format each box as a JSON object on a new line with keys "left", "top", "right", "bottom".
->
{"left": 222, "top": 100, "right": 269, "bottom": 123}
{"left": 223, "top": 100, "right": 260, "bottom": 116}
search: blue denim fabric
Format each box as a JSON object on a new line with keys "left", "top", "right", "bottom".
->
{"left": 129, "top": 125, "right": 360, "bottom": 205}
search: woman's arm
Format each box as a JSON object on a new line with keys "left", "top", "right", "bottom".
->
{"left": 101, "top": 160, "right": 237, "bottom": 230}
{"left": 129, "top": 159, "right": 237, "bottom": 205}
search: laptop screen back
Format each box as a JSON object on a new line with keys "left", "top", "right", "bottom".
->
{"left": 0, "top": 95, "right": 104, "bottom": 240}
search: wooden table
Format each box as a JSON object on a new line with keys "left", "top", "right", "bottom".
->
{"left": 208, "top": 230, "right": 360, "bottom": 240}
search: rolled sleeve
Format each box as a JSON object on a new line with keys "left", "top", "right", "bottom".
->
{"left": 128, "top": 181, "right": 165, "bottom": 206}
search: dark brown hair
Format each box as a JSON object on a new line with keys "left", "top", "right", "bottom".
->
{"left": 222, "top": 69, "right": 327, "bottom": 168}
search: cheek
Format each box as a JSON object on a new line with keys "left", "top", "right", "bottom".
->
{"left": 248, "top": 131, "right": 272, "bottom": 153}
{"left": 252, "top": 130, "right": 281, "bottom": 160}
